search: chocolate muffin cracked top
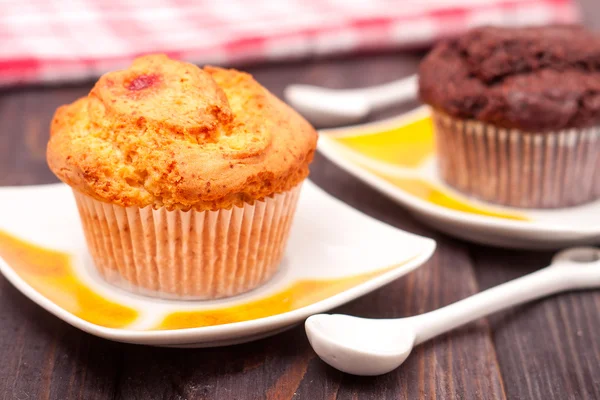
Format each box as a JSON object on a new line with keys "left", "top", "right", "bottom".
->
{"left": 419, "top": 25, "right": 600, "bottom": 132}
{"left": 48, "top": 54, "right": 317, "bottom": 211}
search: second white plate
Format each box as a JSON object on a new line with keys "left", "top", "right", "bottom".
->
{"left": 318, "top": 107, "right": 600, "bottom": 249}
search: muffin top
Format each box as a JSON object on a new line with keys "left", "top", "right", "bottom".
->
{"left": 419, "top": 25, "right": 600, "bottom": 132}
{"left": 47, "top": 55, "right": 317, "bottom": 211}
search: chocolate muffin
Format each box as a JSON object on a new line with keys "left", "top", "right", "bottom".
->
{"left": 419, "top": 25, "right": 600, "bottom": 208}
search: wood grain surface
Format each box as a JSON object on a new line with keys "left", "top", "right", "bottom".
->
{"left": 1, "top": 1, "right": 599, "bottom": 399}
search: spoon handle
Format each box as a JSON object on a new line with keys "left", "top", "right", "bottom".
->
{"left": 409, "top": 262, "right": 582, "bottom": 345}
{"left": 361, "top": 75, "right": 418, "bottom": 110}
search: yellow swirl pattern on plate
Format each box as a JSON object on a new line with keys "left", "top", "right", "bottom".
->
{"left": 333, "top": 116, "right": 434, "bottom": 168}
{"left": 157, "top": 265, "right": 397, "bottom": 330}
{"left": 0, "top": 230, "right": 407, "bottom": 330}
{"left": 330, "top": 115, "right": 528, "bottom": 221}
{"left": 0, "top": 230, "right": 138, "bottom": 328}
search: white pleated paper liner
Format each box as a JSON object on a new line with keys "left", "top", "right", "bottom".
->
{"left": 433, "top": 112, "right": 600, "bottom": 209}
{"left": 73, "top": 185, "right": 301, "bottom": 300}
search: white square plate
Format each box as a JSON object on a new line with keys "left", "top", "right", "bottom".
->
{"left": 0, "top": 181, "right": 435, "bottom": 347}
{"left": 318, "top": 107, "right": 600, "bottom": 250}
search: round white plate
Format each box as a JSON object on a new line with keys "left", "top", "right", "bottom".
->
{"left": 0, "top": 181, "right": 435, "bottom": 347}
{"left": 318, "top": 106, "right": 600, "bottom": 250}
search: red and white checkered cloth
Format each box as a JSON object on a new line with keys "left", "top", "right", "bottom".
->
{"left": 0, "top": 0, "right": 580, "bottom": 86}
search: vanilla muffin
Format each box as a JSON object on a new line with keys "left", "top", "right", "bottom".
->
{"left": 47, "top": 55, "right": 317, "bottom": 299}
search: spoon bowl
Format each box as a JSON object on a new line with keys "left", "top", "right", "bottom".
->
{"left": 306, "top": 314, "right": 415, "bottom": 376}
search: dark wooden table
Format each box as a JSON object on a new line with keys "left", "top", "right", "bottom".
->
{"left": 1, "top": 2, "right": 600, "bottom": 399}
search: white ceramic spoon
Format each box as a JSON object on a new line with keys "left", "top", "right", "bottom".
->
{"left": 305, "top": 247, "right": 600, "bottom": 376}
{"left": 283, "top": 75, "right": 417, "bottom": 127}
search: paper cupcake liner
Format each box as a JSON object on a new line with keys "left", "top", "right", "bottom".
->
{"left": 73, "top": 186, "right": 301, "bottom": 300}
{"left": 433, "top": 112, "right": 600, "bottom": 209}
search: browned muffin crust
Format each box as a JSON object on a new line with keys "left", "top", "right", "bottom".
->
{"left": 419, "top": 25, "right": 600, "bottom": 132}
{"left": 47, "top": 55, "right": 318, "bottom": 211}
